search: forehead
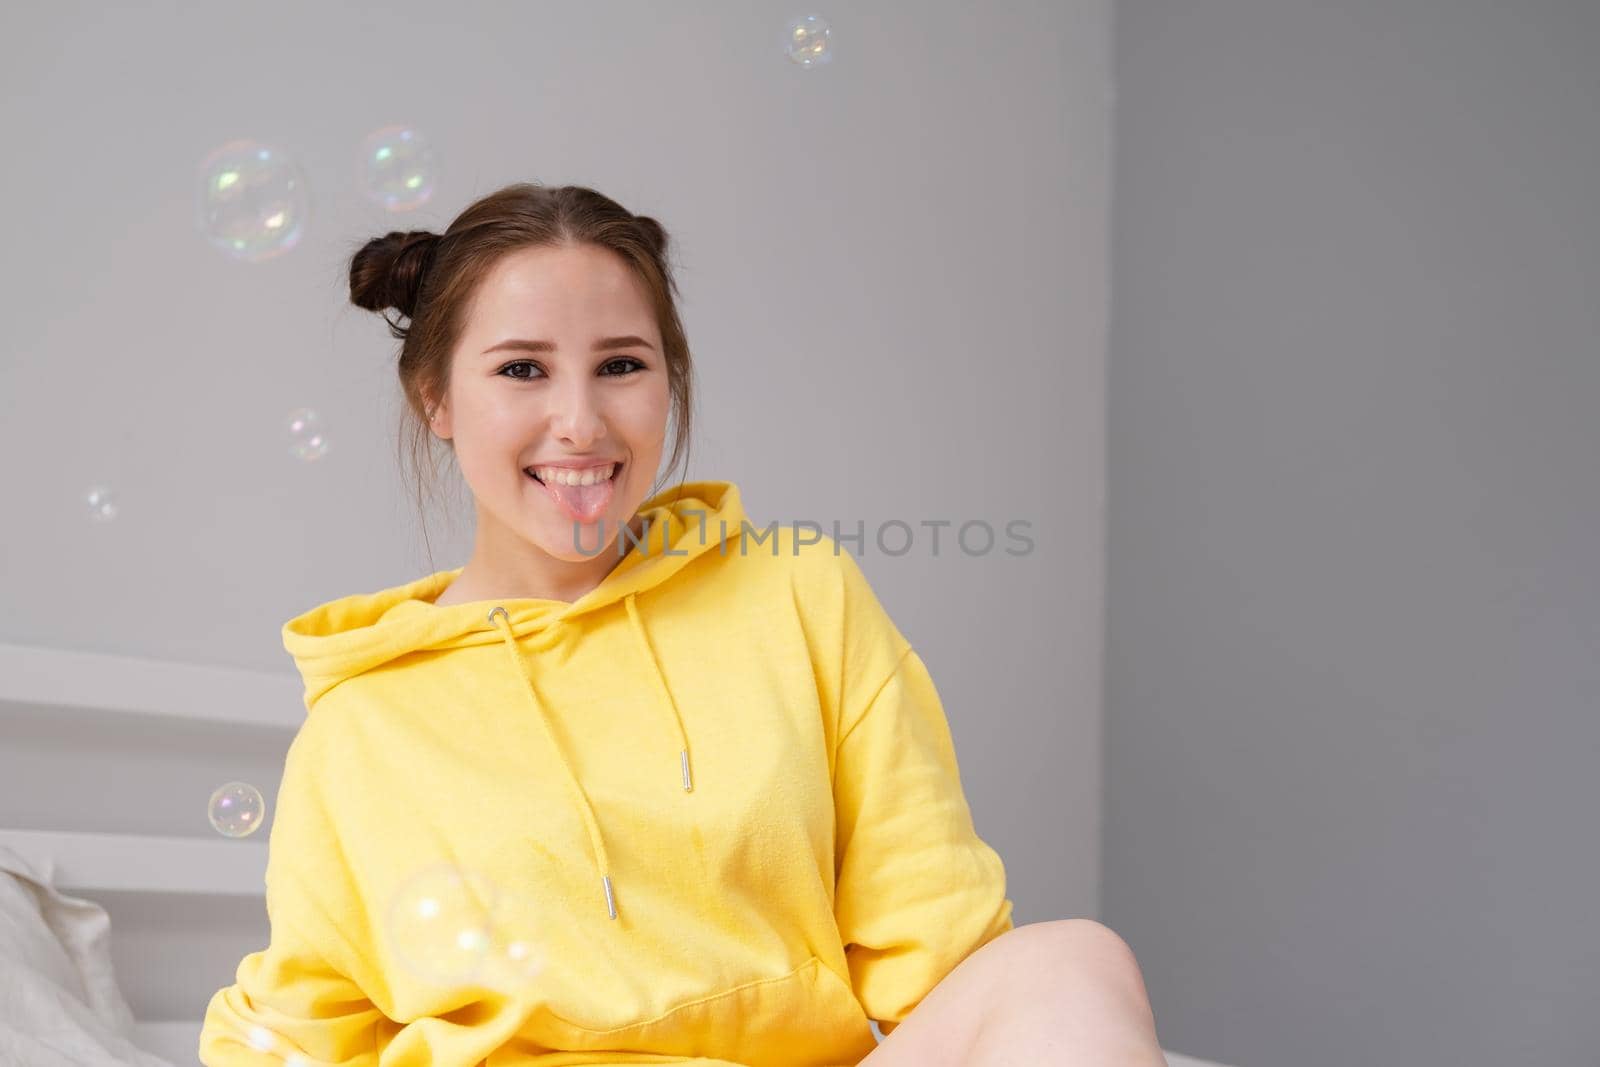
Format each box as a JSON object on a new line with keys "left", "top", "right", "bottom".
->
{"left": 469, "top": 243, "right": 653, "bottom": 327}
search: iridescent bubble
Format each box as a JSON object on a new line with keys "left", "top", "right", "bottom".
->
{"left": 481, "top": 888, "right": 548, "bottom": 996}
{"left": 783, "top": 14, "right": 833, "bottom": 67}
{"left": 208, "top": 781, "right": 266, "bottom": 838}
{"left": 196, "top": 140, "right": 310, "bottom": 262}
{"left": 359, "top": 125, "right": 438, "bottom": 212}
{"left": 386, "top": 863, "right": 500, "bottom": 987}
{"left": 84, "top": 484, "right": 118, "bottom": 522}
{"left": 224, "top": 1015, "right": 326, "bottom": 1065}
{"left": 286, "top": 407, "right": 330, "bottom": 461}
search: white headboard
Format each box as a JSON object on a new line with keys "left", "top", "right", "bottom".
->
{"left": 0, "top": 640, "right": 301, "bottom": 1063}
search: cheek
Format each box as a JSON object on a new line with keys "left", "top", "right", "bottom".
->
{"left": 613, "top": 390, "right": 671, "bottom": 443}
{"left": 450, "top": 417, "right": 526, "bottom": 482}
{"left": 641, "top": 383, "right": 675, "bottom": 436}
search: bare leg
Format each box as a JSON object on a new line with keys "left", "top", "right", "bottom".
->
{"left": 858, "top": 919, "right": 1167, "bottom": 1067}
{"left": 856, "top": 929, "right": 1002, "bottom": 1067}
{"left": 966, "top": 920, "right": 1167, "bottom": 1067}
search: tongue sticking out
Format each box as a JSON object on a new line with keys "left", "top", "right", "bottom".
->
{"left": 538, "top": 469, "right": 617, "bottom": 523}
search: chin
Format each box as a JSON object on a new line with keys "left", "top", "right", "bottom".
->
{"left": 529, "top": 521, "right": 619, "bottom": 561}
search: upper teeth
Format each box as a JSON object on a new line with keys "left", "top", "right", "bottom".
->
{"left": 530, "top": 463, "right": 618, "bottom": 486}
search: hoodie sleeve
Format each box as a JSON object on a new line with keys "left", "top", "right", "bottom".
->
{"left": 198, "top": 726, "right": 386, "bottom": 1066}
{"left": 827, "top": 550, "right": 1016, "bottom": 1036}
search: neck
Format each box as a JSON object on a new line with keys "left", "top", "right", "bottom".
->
{"left": 438, "top": 510, "right": 650, "bottom": 606}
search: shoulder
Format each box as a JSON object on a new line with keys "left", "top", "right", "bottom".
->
{"left": 282, "top": 681, "right": 370, "bottom": 782}
{"left": 724, "top": 522, "right": 867, "bottom": 596}
{"left": 744, "top": 525, "right": 906, "bottom": 645}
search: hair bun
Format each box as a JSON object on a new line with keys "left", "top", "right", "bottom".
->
{"left": 349, "top": 230, "right": 439, "bottom": 329}
{"left": 634, "top": 214, "right": 669, "bottom": 259}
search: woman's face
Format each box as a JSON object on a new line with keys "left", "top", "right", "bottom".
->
{"left": 429, "top": 242, "right": 671, "bottom": 562}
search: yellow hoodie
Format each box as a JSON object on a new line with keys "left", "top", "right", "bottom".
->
{"left": 199, "top": 480, "right": 1013, "bottom": 1067}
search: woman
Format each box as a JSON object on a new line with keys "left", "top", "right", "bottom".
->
{"left": 198, "top": 183, "right": 1166, "bottom": 1066}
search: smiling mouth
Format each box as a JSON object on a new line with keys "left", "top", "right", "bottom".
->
{"left": 525, "top": 461, "right": 621, "bottom": 484}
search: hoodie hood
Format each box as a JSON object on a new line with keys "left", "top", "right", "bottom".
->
{"left": 280, "top": 478, "right": 746, "bottom": 922}
{"left": 283, "top": 479, "right": 745, "bottom": 710}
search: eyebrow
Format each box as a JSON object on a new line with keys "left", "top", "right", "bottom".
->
{"left": 482, "top": 335, "right": 655, "bottom": 356}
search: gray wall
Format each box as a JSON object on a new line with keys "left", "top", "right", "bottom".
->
{"left": 1105, "top": 2, "right": 1599, "bottom": 1064}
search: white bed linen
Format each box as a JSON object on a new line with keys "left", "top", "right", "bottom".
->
{"left": 0, "top": 844, "right": 178, "bottom": 1067}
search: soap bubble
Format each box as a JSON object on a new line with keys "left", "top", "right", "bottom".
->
{"left": 197, "top": 139, "right": 310, "bottom": 262}
{"left": 223, "top": 1016, "right": 326, "bottom": 1064}
{"left": 84, "top": 485, "right": 118, "bottom": 522}
{"left": 386, "top": 862, "right": 501, "bottom": 987}
{"left": 783, "top": 14, "right": 833, "bottom": 68}
{"left": 286, "top": 407, "right": 330, "bottom": 461}
{"left": 481, "top": 887, "right": 549, "bottom": 995}
{"left": 208, "top": 781, "right": 266, "bottom": 838}
{"left": 245, "top": 1025, "right": 277, "bottom": 1052}
{"left": 359, "top": 125, "right": 438, "bottom": 212}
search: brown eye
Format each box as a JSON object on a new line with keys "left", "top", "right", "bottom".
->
{"left": 498, "top": 360, "right": 542, "bottom": 380}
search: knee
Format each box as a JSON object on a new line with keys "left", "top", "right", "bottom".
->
{"left": 983, "top": 919, "right": 1154, "bottom": 1015}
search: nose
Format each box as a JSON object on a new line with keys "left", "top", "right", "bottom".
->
{"left": 548, "top": 378, "right": 610, "bottom": 448}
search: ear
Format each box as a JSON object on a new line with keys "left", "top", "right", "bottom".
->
{"left": 424, "top": 393, "right": 452, "bottom": 439}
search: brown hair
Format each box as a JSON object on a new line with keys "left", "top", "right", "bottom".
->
{"left": 347, "top": 182, "right": 695, "bottom": 566}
